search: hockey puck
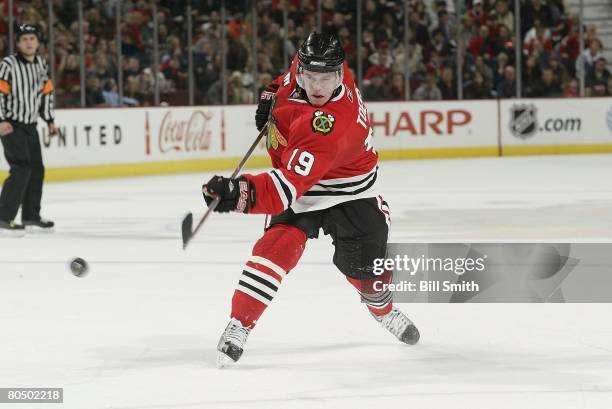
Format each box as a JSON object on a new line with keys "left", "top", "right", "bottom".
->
{"left": 70, "top": 257, "right": 89, "bottom": 277}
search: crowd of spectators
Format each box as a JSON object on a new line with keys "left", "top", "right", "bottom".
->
{"left": 1, "top": 0, "right": 610, "bottom": 107}
{"left": 352, "top": 0, "right": 611, "bottom": 100}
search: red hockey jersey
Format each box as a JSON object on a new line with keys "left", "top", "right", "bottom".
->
{"left": 245, "top": 58, "right": 378, "bottom": 215}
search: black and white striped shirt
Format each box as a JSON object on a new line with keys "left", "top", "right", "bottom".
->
{"left": 0, "top": 54, "right": 55, "bottom": 125}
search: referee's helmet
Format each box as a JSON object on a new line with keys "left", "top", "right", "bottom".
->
{"left": 15, "top": 24, "right": 40, "bottom": 41}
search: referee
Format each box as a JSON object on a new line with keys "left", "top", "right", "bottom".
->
{"left": 0, "top": 24, "right": 57, "bottom": 235}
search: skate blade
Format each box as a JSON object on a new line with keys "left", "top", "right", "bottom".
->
{"left": 25, "top": 226, "right": 54, "bottom": 234}
{"left": 216, "top": 351, "right": 237, "bottom": 369}
{"left": 0, "top": 229, "right": 26, "bottom": 238}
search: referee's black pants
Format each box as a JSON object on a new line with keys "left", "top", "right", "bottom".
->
{"left": 0, "top": 122, "right": 44, "bottom": 222}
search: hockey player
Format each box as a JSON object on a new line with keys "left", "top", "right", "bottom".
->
{"left": 202, "top": 33, "right": 419, "bottom": 367}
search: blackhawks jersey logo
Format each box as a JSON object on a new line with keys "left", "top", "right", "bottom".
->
{"left": 311, "top": 110, "right": 335, "bottom": 136}
{"left": 266, "top": 119, "right": 288, "bottom": 150}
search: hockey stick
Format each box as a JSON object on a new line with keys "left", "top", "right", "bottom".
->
{"left": 181, "top": 98, "right": 276, "bottom": 250}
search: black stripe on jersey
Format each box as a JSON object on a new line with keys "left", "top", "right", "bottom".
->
{"left": 304, "top": 172, "right": 378, "bottom": 197}
{"left": 17, "top": 58, "right": 28, "bottom": 123}
{"left": 40, "top": 58, "right": 52, "bottom": 120}
{"left": 0, "top": 61, "right": 8, "bottom": 78}
{"left": 242, "top": 270, "right": 278, "bottom": 292}
{"left": 15, "top": 60, "right": 26, "bottom": 122}
{"left": 315, "top": 169, "right": 376, "bottom": 189}
{"left": 360, "top": 289, "right": 392, "bottom": 301}
{"left": 238, "top": 280, "right": 274, "bottom": 301}
{"left": 30, "top": 63, "right": 38, "bottom": 123}
{"left": 25, "top": 63, "right": 35, "bottom": 123}
{"left": 362, "top": 299, "right": 391, "bottom": 308}
{"left": 9, "top": 59, "right": 19, "bottom": 119}
{"left": 0, "top": 62, "right": 7, "bottom": 120}
{"left": 361, "top": 291, "right": 392, "bottom": 306}
{"left": 271, "top": 170, "right": 294, "bottom": 205}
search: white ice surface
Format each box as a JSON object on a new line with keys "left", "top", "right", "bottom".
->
{"left": 1, "top": 154, "right": 612, "bottom": 409}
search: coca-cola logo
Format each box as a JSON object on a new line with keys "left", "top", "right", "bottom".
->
{"left": 157, "top": 110, "right": 213, "bottom": 153}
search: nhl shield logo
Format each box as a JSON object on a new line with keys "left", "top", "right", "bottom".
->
{"left": 509, "top": 104, "right": 538, "bottom": 139}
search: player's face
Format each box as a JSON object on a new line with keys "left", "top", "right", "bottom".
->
{"left": 301, "top": 70, "right": 338, "bottom": 106}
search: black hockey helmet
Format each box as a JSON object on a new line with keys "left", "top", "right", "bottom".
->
{"left": 297, "top": 32, "right": 345, "bottom": 73}
{"left": 15, "top": 24, "right": 40, "bottom": 41}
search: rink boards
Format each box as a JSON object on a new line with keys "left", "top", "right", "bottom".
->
{"left": 1, "top": 97, "right": 611, "bottom": 181}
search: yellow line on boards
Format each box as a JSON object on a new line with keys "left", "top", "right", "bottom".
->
{"left": 501, "top": 144, "right": 612, "bottom": 156}
{"left": 0, "top": 156, "right": 274, "bottom": 182}
{"left": 378, "top": 146, "right": 498, "bottom": 160}
{"left": 0, "top": 145, "right": 611, "bottom": 182}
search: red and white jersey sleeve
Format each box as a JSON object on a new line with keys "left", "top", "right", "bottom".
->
{"left": 244, "top": 112, "right": 338, "bottom": 215}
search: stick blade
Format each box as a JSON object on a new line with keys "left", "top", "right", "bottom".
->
{"left": 181, "top": 212, "right": 194, "bottom": 250}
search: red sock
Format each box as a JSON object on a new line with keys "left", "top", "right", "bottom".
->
{"left": 346, "top": 270, "right": 393, "bottom": 316}
{"left": 231, "top": 224, "right": 306, "bottom": 328}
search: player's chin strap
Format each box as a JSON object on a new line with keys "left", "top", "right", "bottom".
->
{"left": 330, "top": 85, "right": 343, "bottom": 99}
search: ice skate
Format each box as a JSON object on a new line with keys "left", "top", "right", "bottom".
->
{"left": 216, "top": 318, "right": 251, "bottom": 368}
{"left": 23, "top": 218, "right": 54, "bottom": 233}
{"left": 373, "top": 308, "right": 420, "bottom": 345}
{"left": 0, "top": 220, "right": 25, "bottom": 237}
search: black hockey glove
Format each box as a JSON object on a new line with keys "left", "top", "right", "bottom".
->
{"left": 255, "top": 83, "right": 279, "bottom": 131}
{"left": 202, "top": 175, "right": 255, "bottom": 213}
